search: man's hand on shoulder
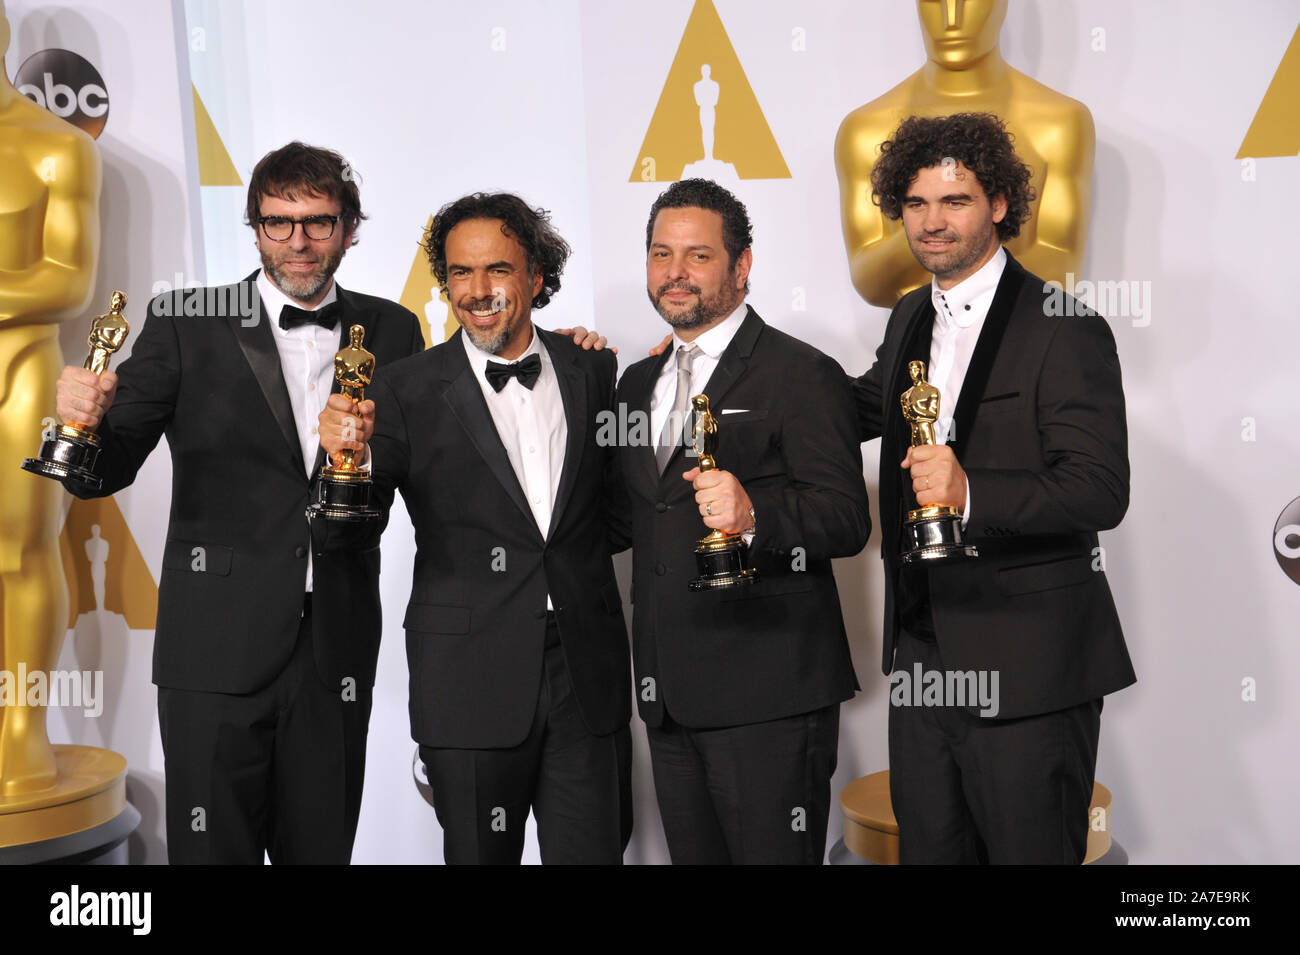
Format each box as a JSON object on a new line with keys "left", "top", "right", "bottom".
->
{"left": 56, "top": 366, "right": 117, "bottom": 430}
{"left": 554, "top": 325, "right": 617, "bottom": 355}
{"left": 318, "top": 394, "right": 374, "bottom": 466}
{"left": 902, "top": 444, "right": 967, "bottom": 512}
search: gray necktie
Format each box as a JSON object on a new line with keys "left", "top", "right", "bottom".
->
{"left": 656, "top": 343, "right": 698, "bottom": 472}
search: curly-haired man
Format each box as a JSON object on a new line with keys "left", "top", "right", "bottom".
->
{"left": 851, "top": 112, "right": 1135, "bottom": 864}
{"left": 322, "top": 193, "right": 632, "bottom": 864}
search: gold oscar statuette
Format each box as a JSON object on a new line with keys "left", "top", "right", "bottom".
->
{"left": 899, "top": 360, "right": 977, "bottom": 564}
{"left": 687, "top": 394, "right": 757, "bottom": 591}
{"left": 21, "top": 291, "right": 129, "bottom": 491}
{"left": 308, "top": 324, "right": 378, "bottom": 522}
{"left": 4, "top": 2, "right": 132, "bottom": 851}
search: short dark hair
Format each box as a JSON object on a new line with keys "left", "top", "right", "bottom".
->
{"left": 423, "top": 193, "right": 570, "bottom": 310}
{"left": 646, "top": 179, "right": 753, "bottom": 288}
{"left": 870, "top": 113, "right": 1035, "bottom": 242}
{"left": 245, "top": 141, "right": 365, "bottom": 245}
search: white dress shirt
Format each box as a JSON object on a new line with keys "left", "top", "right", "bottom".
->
{"left": 257, "top": 271, "right": 341, "bottom": 592}
{"left": 926, "top": 244, "right": 1007, "bottom": 525}
{"left": 461, "top": 325, "right": 567, "bottom": 608}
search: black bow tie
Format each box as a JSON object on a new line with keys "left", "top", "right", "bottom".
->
{"left": 279, "top": 301, "right": 340, "bottom": 332}
{"left": 485, "top": 354, "right": 541, "bottom": 392}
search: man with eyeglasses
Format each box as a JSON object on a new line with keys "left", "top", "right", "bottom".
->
{"left": 50, "top": 141, "right": 425, "bottom": 863}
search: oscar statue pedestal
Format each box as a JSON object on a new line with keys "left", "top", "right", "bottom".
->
{"left": 0, "top": 745, "right": 139, "bottom": 863}
{"left": 837, "top": 770, "right": 1121, "bottom": 865}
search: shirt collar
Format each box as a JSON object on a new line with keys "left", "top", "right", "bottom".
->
{"left": 672, "top": 301, "right": 748, "bottom": 360}
{"left": 460, "top": 321, "right": 545, "bottom": 378}
{"left": 257, "top": 269, "right": 339, "bottom": 334}
{"left": 931, "top": 245, "right": 1006, "bottom": 330}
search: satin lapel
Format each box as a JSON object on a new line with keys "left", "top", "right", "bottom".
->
{"left": 661, "top": 307, "right": 763, "bottom": 480}
{"left": 439, "top": 331, "right": 538, "bottom": 533}
{"left": 948, "top": 253, "right": 1026, "bottom": 460}
{"left": 539, "top": 330, "right": 586, "bottom": 539}
{"left": 228, "top": 276, "right": 307, "bottom": 477}
{"left": 310, "top": 284, "right": 372, "bottom": 476}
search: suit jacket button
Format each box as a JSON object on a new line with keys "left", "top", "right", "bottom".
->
{"left": 294, "top": 545, "right": 307, "bottom": 558}
{"left": 655, "top": 563, "right": 667, "bottom": 576}
{"left": 655, "top": 502, "right": 668, "bottom": 513}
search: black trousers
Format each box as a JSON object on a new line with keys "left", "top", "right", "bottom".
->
{"left": 419, "top": 617, "right": 632, "bottom": 865}
{"left": 888, "top": 628, "right": 1102, "bottom": 865}
{"left": 157, "top": 596, "right": 372, "bottom": 864}
{"left": 645, "top": 704, "right": 840, "bottom": 865}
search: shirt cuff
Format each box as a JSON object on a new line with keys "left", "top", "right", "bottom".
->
{"left": 961, "top": 478, "right": 971, "bottom": 530}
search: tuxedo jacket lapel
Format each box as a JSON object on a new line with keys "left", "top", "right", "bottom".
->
{"left": 700, "top": 307, "right": 760, "bottom": 410}
{"left": 438, "top": 331, "right": 539, "bottom": 535}
{"left": 539, "top": 329, "right": 586, "bottom": 539}
{"left": 948, "top": 252, "right": 1027, "bottom": 460}
{"left": 881, "top": 292, "right": 936, "bottom": 556}
{"left": 228, "top": 274, "right": 307, "bottom": 478}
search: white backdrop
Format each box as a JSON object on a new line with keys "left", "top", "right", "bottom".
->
{"left": 6, "top": 0, "right": 1299, "bottom": 864}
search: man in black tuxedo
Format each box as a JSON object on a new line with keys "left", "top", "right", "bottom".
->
{"left": 850, "top": 113, "right": 1136, "bottom": 864}
{"left": 54, "top": 142, "right": 424, "bottom": 863}
{"left": 329, "top": 193, "right": 631, "bottom": 864}
{"left": 613, "top": 179, "right": 869, "bottom": 864}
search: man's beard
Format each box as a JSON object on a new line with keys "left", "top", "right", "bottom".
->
{"left": 908, "top": 217, "right": 997, "bottom": 282}
{"left": 262, "top": 246, "right": 344, "bottom": 303}
{"left": 457, "top": 295, "right": 515, "bottom": 355}
{"left": 648, "top": 280, "right": 741, "bottom": 330}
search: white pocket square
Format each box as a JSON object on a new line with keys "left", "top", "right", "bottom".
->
{"left": 721, "top": 408, "right": 750, "bottom": 414}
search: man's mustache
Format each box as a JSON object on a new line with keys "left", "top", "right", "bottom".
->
{"left": 655, "top": 281, "right": 702, "bottom": 298}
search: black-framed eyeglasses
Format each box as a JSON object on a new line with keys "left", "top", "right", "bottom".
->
{"left": 257, "top": 215, "right": 340, "bottom": 242}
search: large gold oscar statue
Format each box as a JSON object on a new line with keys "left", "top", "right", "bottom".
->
{"left": 1, "top": 1, "right": 127, "bottom": 851}
{"left": 835, "top": 0, "right": 1095, "bottom": 306}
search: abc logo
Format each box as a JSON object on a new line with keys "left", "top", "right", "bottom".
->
{"left": 1273, "top": 496, "right": 1300, "bottom": 586}
{"left": 14, "top": 49, "right": 109, "bottom": 139}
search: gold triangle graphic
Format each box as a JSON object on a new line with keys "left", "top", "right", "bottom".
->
{"left": 629, "top": 0, "right": 790, "bottom": 182}
{"left": 192, "top": 84, "right": 243, "bottom": 186}
{"left": 59, "top": 497, "right": 158, "bottom": 629}
{"left": 398, "top": 215, "right": 457, "bottom": 347}
{"left": 1237, "top": 23, "right": 1300, "bottom": 158}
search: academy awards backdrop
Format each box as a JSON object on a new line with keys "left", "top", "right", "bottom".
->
{"left": 4, "top": 0, "right": 1297, "bottom": 863}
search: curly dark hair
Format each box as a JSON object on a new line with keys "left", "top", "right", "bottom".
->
{"left": 646, "top": 179, "right": 753, "bottom": 291}
{"left": 423, "top": 193, "right": 570, "bottom": 310}
{"left": 870, "top": 113, "right": 1035, "bottom": 242}
{"left": 245, "top": 142, "right": 365, "bottom": 246}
